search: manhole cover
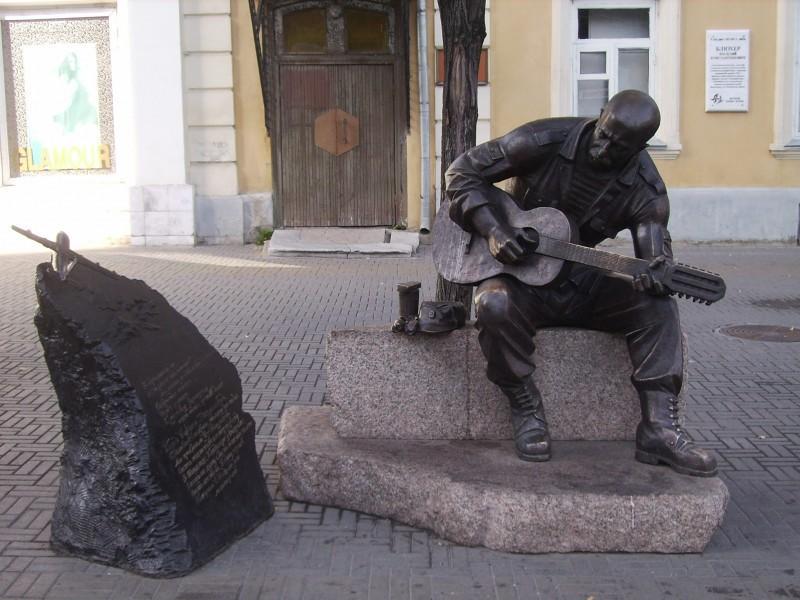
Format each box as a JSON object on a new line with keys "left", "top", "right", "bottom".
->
{"left": 719, "top": 325, "right": 800, "bottom": 342}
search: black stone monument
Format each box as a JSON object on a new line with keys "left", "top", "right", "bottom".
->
{"left": 26, "top": 230, "right": 273, "bottom": 577}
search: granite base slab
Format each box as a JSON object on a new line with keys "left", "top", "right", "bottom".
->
{"left": 278, "top": 406, "right": 728, "bottom": 554}
{"left": 328, "top": 327, "right": 686, "bottom": 441}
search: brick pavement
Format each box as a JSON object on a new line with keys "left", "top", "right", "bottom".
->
{"left": 0, "top": 243, "right": 798, "bottom": 599}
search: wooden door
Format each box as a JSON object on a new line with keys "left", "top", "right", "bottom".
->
{"left": 271, "top": 0, "right": 406, "bottom": 228}
{"left": 279, "top": 63, "right": 396, "bottom": 226}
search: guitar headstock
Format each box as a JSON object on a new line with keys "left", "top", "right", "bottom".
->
{"left": 662, "top": 263, "right": 726, "bottom": 305}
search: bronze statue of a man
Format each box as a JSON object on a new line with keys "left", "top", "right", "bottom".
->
{"left": 444, "top": 90, "right": 717, "bottom": 477}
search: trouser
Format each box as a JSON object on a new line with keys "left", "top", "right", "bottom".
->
{"left": 473, "top": 265, "right": 683, "bottom": 400}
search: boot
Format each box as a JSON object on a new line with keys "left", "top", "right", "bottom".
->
{"left": 635, "top": 393, "right": 717, "bottom": 477}
{"left": 499, "top": 376, "right": 551, "bottom": 462}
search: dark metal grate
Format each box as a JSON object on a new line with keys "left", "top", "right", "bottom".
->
{"left": 719, "top": 325, "right": 800, "bottom": 343}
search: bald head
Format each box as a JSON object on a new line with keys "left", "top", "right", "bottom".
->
{"left": 588, "top": 90, "right": 661, "bottom": 170}
{"left": 604, "top": 90, "right": 661, "bottom": 142}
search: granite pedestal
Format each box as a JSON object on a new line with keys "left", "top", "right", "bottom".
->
{"left": 279, "top": 407, "right": 728, "bottom": 553}
{"left": 327, "top": 326, "right": 687, "bottom": 440}
{"left": 277, "top": 326, "right": 728, "bottom": 553}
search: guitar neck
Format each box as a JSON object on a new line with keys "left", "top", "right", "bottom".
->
{"left": 537, "top": 236, "right": 646, "bottom": 277}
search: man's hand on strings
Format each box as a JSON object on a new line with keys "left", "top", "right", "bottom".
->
{"left": 469, "top": 205, "right": 539, "bottom": 265}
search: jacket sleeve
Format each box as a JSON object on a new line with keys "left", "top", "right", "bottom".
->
{"left": 444, "top": 123, "right": 556, "bottom": 232}
{"left": 631, "top": 194, "right": 674, "bottom": 261}
{"left": 629, "top": 152, "right": 674, "bottom": 261}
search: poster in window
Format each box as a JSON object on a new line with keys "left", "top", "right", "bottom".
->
{"left": 22, "top": 43, "right": 106, "bottom": 170}
{"left": 705, "top": 30, "right": 749, "bottom": 112}
{"left": 2, "top": 17, "right": 114, "bottom": 176}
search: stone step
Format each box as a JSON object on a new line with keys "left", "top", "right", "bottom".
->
{"left": 326, "top": 326, "right": 688, "bottom": 441}
{"left": 267, "top": 228, "right": 419, "bottom": 258}
{"left": 277, "top": 406, "right": 729, "bottom": 554}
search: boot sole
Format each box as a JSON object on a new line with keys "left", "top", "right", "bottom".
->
{"left": 516, "top": 450, "right": 551, "bottom": 462}
{"left": 635, "top": 450, "right": 717, "bottom": 478}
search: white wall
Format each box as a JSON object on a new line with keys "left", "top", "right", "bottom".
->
{"left": 182, "top": 0, "right": 238, "bottom": 197}
{"left": 120, "top": 0, "right": 194, "bottom": 246}
{"left": 119, "top": 0, "right": 188, "bottom": 186}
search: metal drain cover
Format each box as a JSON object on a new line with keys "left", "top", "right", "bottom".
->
{"left": 719, "top": 325, "right": 800, "bottom": 342}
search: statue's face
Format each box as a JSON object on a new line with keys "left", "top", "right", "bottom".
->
{"left": 588, "top": 111, "right": 644, "bottom": 170}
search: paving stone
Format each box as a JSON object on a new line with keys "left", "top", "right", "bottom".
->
{"left": 0, "top": 244, "right": 797, "bottom": 599}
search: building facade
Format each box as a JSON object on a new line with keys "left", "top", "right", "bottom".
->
{"left": 0, "top": 0, "right": 798, "bottom": 251}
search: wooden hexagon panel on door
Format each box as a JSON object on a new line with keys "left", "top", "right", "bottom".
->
{"left": 314, "top": 108, "right": 359, "bottom": 156}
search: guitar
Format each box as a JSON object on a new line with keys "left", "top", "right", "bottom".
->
{"left": 432, "top": 187, "right": 726, "bottom": 305}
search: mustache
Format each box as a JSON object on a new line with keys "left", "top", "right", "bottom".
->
{"left": 589, "top": 147, "right": 608, "bottom": 160}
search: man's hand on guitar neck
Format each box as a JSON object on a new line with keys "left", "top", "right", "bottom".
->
{"left": 469, "top": 205, "right": 539, "bottom": 265}
{"left": 632, "top": 255, "right": 671, "bottom": 296}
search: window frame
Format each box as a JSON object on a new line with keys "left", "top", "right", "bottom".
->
{"left": 276, "top": 1, "right": 396, "bottom": 57}
{"left": 771, "top": 0, "right": 800, "bottom": 158}
{"left": 572, "top": 3, "right": 655, "bottom": 118}
{"left": 0, "top": 5, "right": 121, "bottom": 186}
{"left": 435, "top": 48, "right": 489, "bottom": 86}
{"left": 551, "top": 0, "right": 682, "bottom": 159}
{"left": 795, "top": 8, "right": 800, "bottom": 143}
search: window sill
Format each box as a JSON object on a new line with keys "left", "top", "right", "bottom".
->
{"left": 769, "top": 144, "right": 800, "bottom": 159}
{"left": 2, "top": 174, "right": 122, "bottom": 186}
{"left": 647, "top": 145, "right": 681, "bottom": 160}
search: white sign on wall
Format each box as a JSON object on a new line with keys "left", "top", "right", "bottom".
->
{"left": 705, "top": 30, "right": 750, "bottom": 112}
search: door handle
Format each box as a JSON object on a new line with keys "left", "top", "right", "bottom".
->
{"left": 341, "top": 118, "right": 348, "bottom": 145}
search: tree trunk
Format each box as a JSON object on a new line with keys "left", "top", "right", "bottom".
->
{"left": 434, "top": 0, "right": 487, "bottom": 314}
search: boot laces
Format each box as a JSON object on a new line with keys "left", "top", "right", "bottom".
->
{"left": 511, "top": 389, "right": 547, "bottom": 428}
{"left": 668, "top": 397, "right": 681, "bottom": 432}
{"left": 516, "top": 393, "right": 537, "bottom": 413}
{"left": 668, "top": 397, "right": 693, "bottom": 449}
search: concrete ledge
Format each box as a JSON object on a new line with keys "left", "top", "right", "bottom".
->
{"left": 268, "top": 229, "right": 418, "bottom": 258}
{"left": 669, "top": 188, "right": 800, "bottom": 242}
{"left": 327, "top": 327, "right": 686, "bottom": 441}
{"left": 278, "top": 407, "right": 729, "bottom": 554}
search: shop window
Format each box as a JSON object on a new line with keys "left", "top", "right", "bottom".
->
{"left": 1, "top": 14, "right": 115, "bottom": 178}
{"left": 573, "top": 3, "right": 653, "bottom": 117}
{"left": 283, "top": 8, "right": 327, "bottom": 53}
{"left": 435, "top": 49, "right": 489, "bottom": 85}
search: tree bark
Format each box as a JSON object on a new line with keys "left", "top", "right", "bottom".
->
{"left": 434, "top": 0, "right": 487, "bottom": 314}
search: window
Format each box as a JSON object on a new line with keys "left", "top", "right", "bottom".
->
{"left": 573, "top": 5, "right": 653, "bottom": 117}
{"left": 344, "top": 8, "right": 389, "bottom": 53}
{"left": 551, "top": 0, "right": 682, "bottom": 157}
{"left": 771, "top": 0, "right": 800, "bottom": 156}
{"left": 279, "top": 3, "right": 395, "bottom": 56}
{"left": 0, "top": 11, "right": 116, "bottom": 180}
{"left": 790, "top": 2, "right": 800, "bottom": 142}
{"left": 283, "top": 8, "right": 327, "bottom": 53}
{"left": 435, "top": 49, "right": 488, "bottom": 86}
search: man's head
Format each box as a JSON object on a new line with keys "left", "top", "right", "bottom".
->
{"left": 588, "top": 90, "right": 661, "bottom": 170}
